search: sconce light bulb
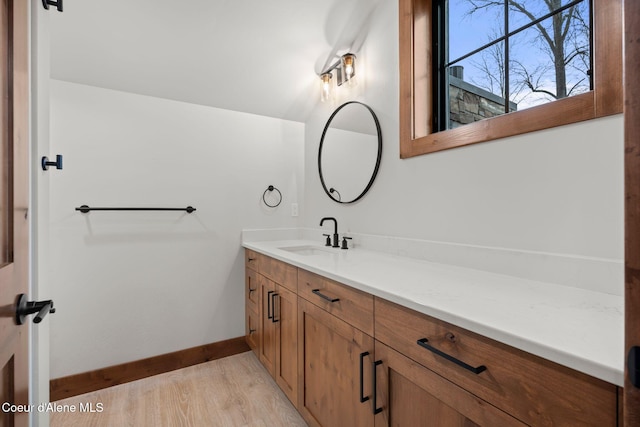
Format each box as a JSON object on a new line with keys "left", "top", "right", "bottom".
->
{"left": 341, "top": 53, "right": 357, "bottom": 87}
{"left": 320, "top": 72, "right": 333, "bottom": 102}
{"left": 345, "top": 65, "right": 354, "bottom": 77}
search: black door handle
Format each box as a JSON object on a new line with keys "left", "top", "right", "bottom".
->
{"left": 373, "top": 360, "right": 383, "bottom": 414}
{"left": 629, "top": 346, "right": 640, "bottom": 388}
{"left": 359, "top": 352, "right": 370, "bottom": 403}
{"left": 15, "top": 294, "right": 56, "bottom": 325}
{"left": 272, "top": 293, "right": 279, "bottom": 323}
{"left": 267, "top": 291, "right": 274, "bottom": 319}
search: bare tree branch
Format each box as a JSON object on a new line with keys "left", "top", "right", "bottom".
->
{"left": 561, "top": 5, "right": 576, "bottom": 39}
{"left": 507, "top": 0, "right": 556, "bottom": 50}
{"left": 564, "top": 48, "right": 587, "bottom": 66}
{"left": 462, "top": 0, "right": 590, "bottom": 104}
{"left": 567, "top": 77, "right": 586, "bottom": 96}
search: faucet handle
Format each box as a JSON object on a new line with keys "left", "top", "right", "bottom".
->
{"left": 341, "top": 236, "right": 353, "bottom": 250}
{"left": 323, "top": 234, "right": 332, "bottom": 247}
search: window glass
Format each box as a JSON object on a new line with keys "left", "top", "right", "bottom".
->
{"left": 509, "top": 0, "right": 577, "bottom": 28}
{"left": 509, "top": 12, "right": 591, "bottom": 110}
{"left": 447, "top": 43, "right": 514, "bottom": 129}
{"left": 448, "top": 0, "right": 504, "bottom": 60}
{"left": 439, "top": 0, "right": 592, "bottom": 131}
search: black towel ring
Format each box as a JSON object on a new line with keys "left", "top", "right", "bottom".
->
{"left": 263, "top": 185, "right": 282, "bottom": 208}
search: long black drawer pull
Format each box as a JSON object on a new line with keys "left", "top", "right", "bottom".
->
{"left": 359, "top": 352, "right": 370, "bottom": 403}
{"left": 417, "top": 338, "right": 487, "bottom": 375}
{"left": 267, "top": 291, "right": 274, "bottom": 319}
{"left": 372, "top": 360, "right": 383, "bottom": 414}
{"left": 272, "top": 293, "right": 280, "bottom": 323}
{"left": 312, "top": 289, "right": 340, "bottom": 303}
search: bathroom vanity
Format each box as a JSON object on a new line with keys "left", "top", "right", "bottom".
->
{"left": 243, "top": 240, "right": 623, "bottom": 426}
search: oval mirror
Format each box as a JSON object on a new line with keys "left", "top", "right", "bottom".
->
{"left": 318, "top": 102, "right": 382, "bottom": 204}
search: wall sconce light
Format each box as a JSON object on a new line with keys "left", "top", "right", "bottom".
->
{"left": 319, "top": 53, "right": 357, "bottom": 102}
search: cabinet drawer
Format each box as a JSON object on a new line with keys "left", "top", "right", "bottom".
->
{"left": 375, "top": 298, "right": 617, "bottom": 427}
{"left": 245, "top": 249, "right": 297, "bottom": 291}
{"left": 245, "top": 249, "right": 260, "bottom": 271}
{"left": 298, "top": 269, "right": 373, "bottom": 335}
{"left": 245, "top": 268, "right": 259, "bottom": 313}
{"left": 259, "top": 255, "right": 297, "bottom": 292}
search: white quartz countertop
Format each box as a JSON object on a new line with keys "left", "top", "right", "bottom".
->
{"left": 243, "top": 239, "right": 624, "bottom": 386}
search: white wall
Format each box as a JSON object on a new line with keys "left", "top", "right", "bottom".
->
{"left": 303, "top": 0, "right": 623, "bottom": 279}
{"left": 49, "top": 80, "right": 304, "bottom": 378}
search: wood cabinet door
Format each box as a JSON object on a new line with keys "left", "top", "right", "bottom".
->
{"left": 245, "top": 268, "right": 259, "bottom": 313}
{"left": 274, "top": 285, "right": 297, "bottom": 406}
{"left": 374, "top": 342, "right": 527, "bottom": 427}
{"left": 245, "top": 306, "right": 259, "bottom": 354}
{"left": 259, "top": 275, "right": 276, "bottom": 376}
{"left": 297, "top": 298, "right": 374, "bottom": 427}
{"left": 245, "top": 268, "right": 260, "bottom": 354}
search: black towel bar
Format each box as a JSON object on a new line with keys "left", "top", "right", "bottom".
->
{"left": 75, "top": 205, "right": 196, "bottom": 214}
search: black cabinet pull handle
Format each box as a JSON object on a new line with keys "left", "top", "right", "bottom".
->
{"left": 312, "top": 289, "right": 340, "bottom": 303}
{"left": 272, "top": 293, "right": 279, "bottom": 323}
{"left": 372, "top": 360, "right": 383, "bottom": 414}
{"left": 417, "top": 338, "right": 487, "bottom": 375}
{"left": 359, "top": 352, "right": 370, "bottom": 403}
{"left": 249, "top": 328, "right": 256, "bottom": 334}
{"left": 267, "top": 291, "right": 274, "bottom": 319}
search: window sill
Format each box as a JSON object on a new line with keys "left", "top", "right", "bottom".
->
{"left": 401, "top": 92, "right": 621, "bottom": 158}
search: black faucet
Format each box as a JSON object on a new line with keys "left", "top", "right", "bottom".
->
{"left": 320, "top": 217, "right": 339, "bottom": 248}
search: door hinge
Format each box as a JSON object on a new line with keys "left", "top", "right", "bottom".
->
{"left": 42, "top": 0, "right": 63, "bottom": 12}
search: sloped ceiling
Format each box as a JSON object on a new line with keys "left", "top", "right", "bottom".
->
{"left": 49, "top": 0, "right": 381, "bottom": 123}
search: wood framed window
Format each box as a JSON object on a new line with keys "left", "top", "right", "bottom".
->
{"left": 399, "top": 0, "right": 622, "bottom": 158}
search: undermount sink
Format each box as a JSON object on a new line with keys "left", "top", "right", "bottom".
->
{"left": 279, "top": 245, "right": 335, "bottom": 256}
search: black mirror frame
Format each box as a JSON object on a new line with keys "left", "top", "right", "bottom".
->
{"left": 318, "top": 101, "right": 382, "bottom": 204}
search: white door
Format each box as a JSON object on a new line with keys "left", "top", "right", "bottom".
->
{"left": 0, "top": 1, "right": 31, "bottom": 426}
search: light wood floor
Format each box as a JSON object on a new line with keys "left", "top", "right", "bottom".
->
{"left": 50, "top": 351, "right": 308, "bottom": 427}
